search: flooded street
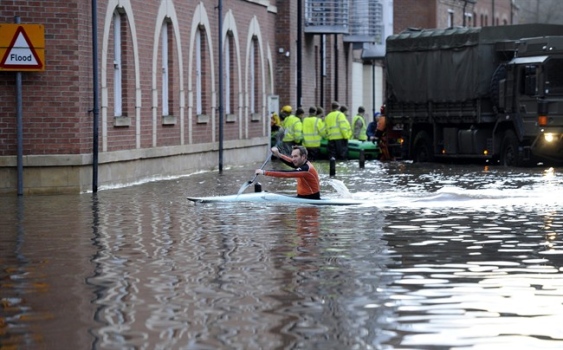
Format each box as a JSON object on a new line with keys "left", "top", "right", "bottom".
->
{"left": 2, "top": 160, "right": 563, "bottom": 349}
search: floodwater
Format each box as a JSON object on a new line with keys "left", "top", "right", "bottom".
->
{"left": 1, "top": 159, "right": 563, "bottom": 350}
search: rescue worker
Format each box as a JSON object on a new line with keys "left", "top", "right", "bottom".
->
{"left": 373, "top": 104, "right": 392, "bottom": 161}
{"left": 301, "top": 106, "right": 326, "bottom": 160}
{"left": 270, "top": 112, "right": 282, "bottom": 148}
{"left": 366, "top": 112, "right": 379, "bottom": 141}
{"left": 373, "top": 104, "right": 386, "bottom": 143}
{"left": 352, "top": 106, "right": 368, "bottom": 141}
{"left": 255, "top": 146, "right": 320, "bottom": 199}
{"left": 270, "top": 112, "right": 281, "bottom": 132}
{"left": 324, "top": 101, "right": 352, "bottom": 160}
{"left": 280, "top": 105, "right": 303, "bottom": 155}
{"left": 316, "top": 106, "right": 325, "bottom": 120}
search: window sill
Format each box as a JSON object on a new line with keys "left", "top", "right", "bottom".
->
{"left": 226, "top": 113, "right": 236, "bottom": 123}
{"left": 162, "top": 115, "right": 176, "bottom": 125}
{"left": 114, "top": 116, "right": 131, "bottom": 127}
{"left": 197, "top": 114, "right": 209, "bottom": 124}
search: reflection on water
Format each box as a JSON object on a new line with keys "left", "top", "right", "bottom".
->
{"left": 1, "top": 161, "right": 563, "bottom": 349}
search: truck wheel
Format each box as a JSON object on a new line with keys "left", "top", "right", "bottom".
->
{"left": 412, "top": 131, "right": 434, "bottom": 163}
{"left": 500, "top": 130, "right": 521, "bottom": 166}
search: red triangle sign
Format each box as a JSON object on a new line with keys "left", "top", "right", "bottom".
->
{"left": 0, "top": 26, "right": 43, "bottom": 69}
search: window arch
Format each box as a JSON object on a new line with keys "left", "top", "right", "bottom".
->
{"left": 224, "top": 33, "right": 233, "bottom": 116}
{"left": 195, "top": 28, "right": 203, "bottom": 115}
{"left": 161, "top": 20, "right": 173, "bottom": 116}
{"left": 249, "top": 36, "right": 259, "bottom": 115}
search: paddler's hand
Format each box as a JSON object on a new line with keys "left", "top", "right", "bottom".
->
{"left": 255, "top": 169, "right": 265, "bottom": 175}
{"left": 271, "top": 146, "right": 281, "bottom": 158}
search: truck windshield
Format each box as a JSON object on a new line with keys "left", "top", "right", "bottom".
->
{"left": 545, "top": 58, "right": 563, "bottom": 94}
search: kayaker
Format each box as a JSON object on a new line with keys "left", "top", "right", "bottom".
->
{"left": 255, "top": 146, "right": 320, "bottom": 200}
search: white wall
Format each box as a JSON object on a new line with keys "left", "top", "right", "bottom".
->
{"left": 362, "top": 63, "right": 384, "bottom": 122}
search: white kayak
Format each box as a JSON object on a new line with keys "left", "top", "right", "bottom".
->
{"left": 187, "top": 192, "right": 363, "bottom": 206}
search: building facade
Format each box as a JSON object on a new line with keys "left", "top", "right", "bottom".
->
{"left": 1, "top": 0, "right": 280, "bottom": 194}
{"left": 394, "top": 0, "right": 518, "bottom": 34}
{"left": 4, "top": 1, "right": 522, "bottom": 195}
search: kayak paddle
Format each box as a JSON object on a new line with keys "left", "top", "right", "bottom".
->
{"left": 237, "top": 151, "right": 271, "bottom": 195}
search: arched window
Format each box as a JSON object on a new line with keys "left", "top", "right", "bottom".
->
{"left": 224, "top": 34, "right": 232, "bottom": 115}
{"left": 249, "top": 38, "right": 255, "bottom": 114}
{"left": 161, "top": 21, "right": 170, "bottom": 116}
{"left": 195, "top": 28, "right": 203, "bottom": 115}
{"left": 249, "top": 37, "right": 259, "bottom": 115}
{"left": 113, "top": 11, "right": 123, "bottom": 117}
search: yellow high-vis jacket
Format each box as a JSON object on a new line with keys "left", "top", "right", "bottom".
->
{"left": 325, "top": 110, "right": 352, "bottom": 140}
{"left": 302, "top": 116, "right": 326, "bottom": 148}
{"left": 352, "top": 114, "right": 367, "bottom": 141}
{"left": 282, "top": 115, "right": 303, "bottom": 143}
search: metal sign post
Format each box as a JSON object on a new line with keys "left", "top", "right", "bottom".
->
{"left": 1, "top": 18, "right": 45, "bottom": 195}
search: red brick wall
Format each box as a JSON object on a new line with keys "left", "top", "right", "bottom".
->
{"left": 474, "top": 0, "right": 516, "bottom": 26}
{"left": 0, "top": 0, "right": 88, "bottom": 156}
{"left": 393, "top": 0, "right": 515, "bottom": 33}
{"left": 393, "top": 0, "right": 437, "bottom": 33}
{"left": 276, "top": 1, "right": 352, "bottom": 113}
{"left": 275, "top": 0, "right": 295, "bottom": 107}
{"left": 0, "top": 0, "right": 279, "bottom": 157}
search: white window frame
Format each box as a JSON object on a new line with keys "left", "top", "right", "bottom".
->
{"left": 464, "top": 12, "right": 472, "bottom": 27}
{"left": 249, "top": 40, "right": 255, "bottom": 114}
{"left": 161, "top": 21, "right": 169, "bottom": 116}
{"left": 224, "top": 37, "right": 231, "bottom": 115}
{"left": 195, "top": 29, "right": 202, "bottom": 115}
{"left": 113, "top": 11, "right": 122, "bottom": 117}
{"left": 447, "top": 9, "right": 454, "bottom": 28}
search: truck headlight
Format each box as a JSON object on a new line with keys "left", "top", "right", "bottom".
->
{"left": 544, "top": 133, "right": 555, "bottom": 142}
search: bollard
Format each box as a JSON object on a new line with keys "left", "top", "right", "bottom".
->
{"left": 359, "top": 149, "right": 365, "bottom": 169}
{"left": 254, "top": 182, "right": 262, "bottom": 192}
{"left": 329, "top": 157, "right": 336, "bottom": 177}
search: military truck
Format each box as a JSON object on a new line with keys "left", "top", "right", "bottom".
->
{"left": 385, "top": 24, "right": 563, "bottom": 166}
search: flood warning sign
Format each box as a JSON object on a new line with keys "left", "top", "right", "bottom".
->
{"left": 0, "top": 24, "right": 45, "bottom": 71}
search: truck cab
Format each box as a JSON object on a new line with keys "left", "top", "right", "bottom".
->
{"left": 499, "top": 36, "right": 563, "bottom": 165}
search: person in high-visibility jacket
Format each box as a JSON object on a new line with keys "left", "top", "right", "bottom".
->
{"left": 280, "top": 105, "right": 303, "bottom": 155}
{"left": 352, "top": 106, "right": 368, "bottom": 141}
{"left": 301, "top": 106, "right": 326, "bottom": 160}
{"left": 324, "top": 101, "right": 352, "bottom": 160}
{"left": 316, "top": 106, "right": 325, "bottom": 120}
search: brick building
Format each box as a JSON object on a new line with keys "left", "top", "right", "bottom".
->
{"left": 0, "top": 0, "right": 381, "bottom": 195}
{"left": 1, "top": 0, "right": 281, "bottom": 194}
{"left": 393, "top": 0, "right": 518, "bottom": 33}
{"left": 3, "top": 1, "right": 519, "bottom": 195}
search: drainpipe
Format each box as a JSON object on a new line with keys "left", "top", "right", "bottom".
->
{"left": 218, "top": 0, "right": 224, "bottom": 173}
{"left": 297, "top": 0, "right": 302, "bottom": 106}
{"left": 372, "top": 60, "right": 375, "bottom": 119}
{"left": 320, "top": 35, "right": 324, "bottom": 106}
{"left": 91, "top": 0, "right": 99, "bottom": 192}
{"left": 334, "top": 34, "right": 338, "bottom": 102}
{"left": 492, "top": 0, "right": 495, "bottom": 26}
